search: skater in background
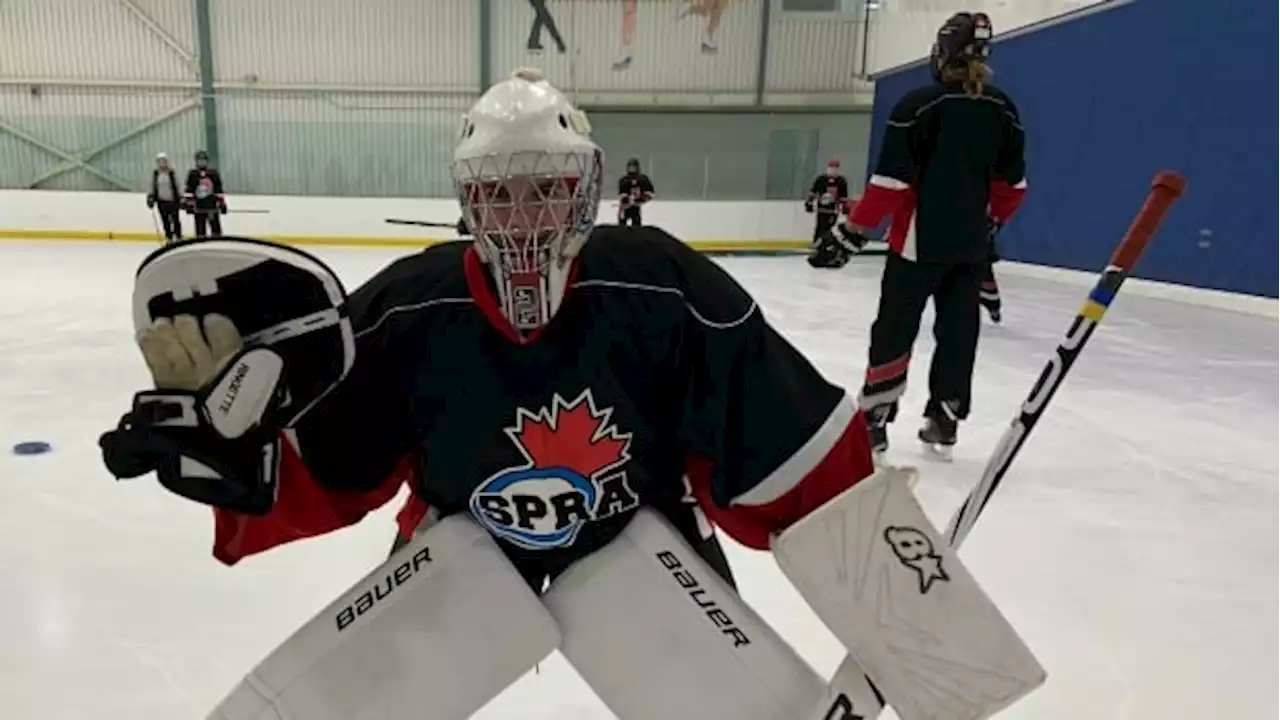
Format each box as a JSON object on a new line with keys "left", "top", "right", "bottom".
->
{"left": 617, "top": 157, "right": 654, "bottom": 227}
{"left": 145, "top": 152, "right": 182, "bottom": 243}
{"left": 821, "top": 11, "right": 1026, "bottom": 455}
{"left": 184, "top": 149, "right": 226, "bottom": 238}
{"left": 526, "top": 0, "right": 567, "bottom": 54}
{"left": 805, "top": 159, "right": 848, "bottom": 240}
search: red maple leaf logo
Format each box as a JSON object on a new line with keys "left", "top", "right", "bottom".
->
{"left": 506, "top": 390, "right": 631, "bottom": 478}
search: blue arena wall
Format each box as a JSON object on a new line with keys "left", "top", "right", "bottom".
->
{"left": 866, "top": 0, "right": 1277, "bottom": 298}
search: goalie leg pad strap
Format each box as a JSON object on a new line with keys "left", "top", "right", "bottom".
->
{"left": 207, "top": 515, "right": 559, "bottom": 720}
{"left": 772, "top": 466, "right": 1046, "bottom": 720}
{"left": 545, "top": 508, "right": 826, "bottom": 719}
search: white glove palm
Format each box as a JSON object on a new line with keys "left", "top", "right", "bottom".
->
{"left": 136, "top": 314, "right": 242, "bottom": 390}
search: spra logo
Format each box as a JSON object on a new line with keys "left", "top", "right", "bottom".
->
{"left": 470, "top": 389, "right": 639, "bottom": 550}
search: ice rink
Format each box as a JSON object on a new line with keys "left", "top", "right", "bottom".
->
{"left": 0, "top": 240, "right": 1274, "bottom": 720}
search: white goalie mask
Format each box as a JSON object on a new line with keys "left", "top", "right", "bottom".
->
{"left": 452, "top": 68, "right": 603, "bottom": 335}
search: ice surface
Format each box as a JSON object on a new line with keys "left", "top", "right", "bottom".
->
{"left": 0, "top": 241, "right": 1274, "bottom": 719}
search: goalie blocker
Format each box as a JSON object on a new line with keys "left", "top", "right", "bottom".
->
{"left": 775, "top": 466, "right": 1045, "bottom": 720}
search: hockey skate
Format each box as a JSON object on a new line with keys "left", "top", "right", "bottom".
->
{"left": 918, "top": 414, "right": 957, "bottom": 461}
{"left": 982, "top": 300, "right": 1002, "bottom": 324}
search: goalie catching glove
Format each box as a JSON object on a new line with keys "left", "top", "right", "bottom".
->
{"left": 100, "top": 314, "right": 286, "bottom": 514}
{"left": 99, "top": 237, "right": 356, "bottom": 515}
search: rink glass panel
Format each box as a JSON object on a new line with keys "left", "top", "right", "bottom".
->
{"left": 215, "top": 90, "right": 471, "bottom": 199}
{"left": 590, "top": 111, "right": 871, "bottom": 201}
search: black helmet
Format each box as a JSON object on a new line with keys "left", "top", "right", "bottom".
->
{"left": 930, "top": 12, "right": 993, "bottom": 82}
{"left": 626, "top": 157, "right": 640, "bottom": 171}
{"left": 195, "top": 149, "right": 209, "bottom": 160}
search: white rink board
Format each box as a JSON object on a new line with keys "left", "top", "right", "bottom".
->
{"left": 0, "top": 189, "right": 818, "bottom": 247}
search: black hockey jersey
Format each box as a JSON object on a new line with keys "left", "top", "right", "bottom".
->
{"left": 211, "top": 228, "right": 876, "bottom": 580}
{"left": 185, "top": 168, "right": 225, "bottom": 209}
{"left": 618, "top": 173, "right": 654, "bottom": 204}
{"left": 807, "top": 175, "right": 849, "bottom": 214}
{"left": 851, "top": 81, "right": 1027, "bottom": 264}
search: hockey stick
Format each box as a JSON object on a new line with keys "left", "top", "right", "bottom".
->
{"left": 810, "top": 170, "right": 1187, "bottom": 720}
{"left": 385, "top": 218, "right": 458, "bottom": 229}
{"left": 188, "top": 207, "right": 270, "bottom": 215}
{"left": 149, "top": 206, "right": 163, "bottom": 242}
{"left": 944, "top": 169, "right": 1186, "bottom": 546}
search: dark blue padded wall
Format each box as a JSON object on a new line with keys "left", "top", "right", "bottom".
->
{"left": 865, "top": 0, "right": 1278, "bottom": 297}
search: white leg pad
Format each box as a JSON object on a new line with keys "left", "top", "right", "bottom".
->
{"left": 544, "top": 508, "right": 826, "bottom": 719}
{"left": 772, "top": 467, "right": 1046, "bottom": 720}
{"left": 207, "top": 515, "right": 559, "bottom": 720}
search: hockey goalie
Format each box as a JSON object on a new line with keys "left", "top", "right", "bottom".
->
{"left": 99, "top": 68, "right": 1044, "bottom": 720}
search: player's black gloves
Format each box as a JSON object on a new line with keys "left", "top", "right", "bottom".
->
{"left": 99, "top": 315, "right": 287, "bottom": 515}
{"left": 809, "top": 223, "right": 869, "bottom": 269}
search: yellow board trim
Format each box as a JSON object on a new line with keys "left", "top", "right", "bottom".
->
{"left": 0, "top": 229, "right": 810, "bottom": 253}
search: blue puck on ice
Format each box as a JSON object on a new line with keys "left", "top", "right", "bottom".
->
{"left": 12, "top": 441, "right": 51, "bottom": 456}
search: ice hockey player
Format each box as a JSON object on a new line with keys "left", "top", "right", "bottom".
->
{"left": 100, "top": 67, "right": 1047, "bottom": 720}
{"left": 145, "top": 152, "right": 182, "bottom": 243}
{"left": 99, "top": 64, "right": 876, "bottom": 706}
{"left": 820, "top": 11, "right": 1027, "bottom": 456}
{"left": 616, "top": 156, "right": 654, "bottom": 226}
{"left": 805, "top": 160, "right": 854, "bottom": 269}
{"left": 183, "top": 149, "right": 226, "bottom": 238}
{"left": 104, "top": 64, "right": 879, "bottom": 590}
{"left": 805, "top": 159, "right": 848, "bottom": 241}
